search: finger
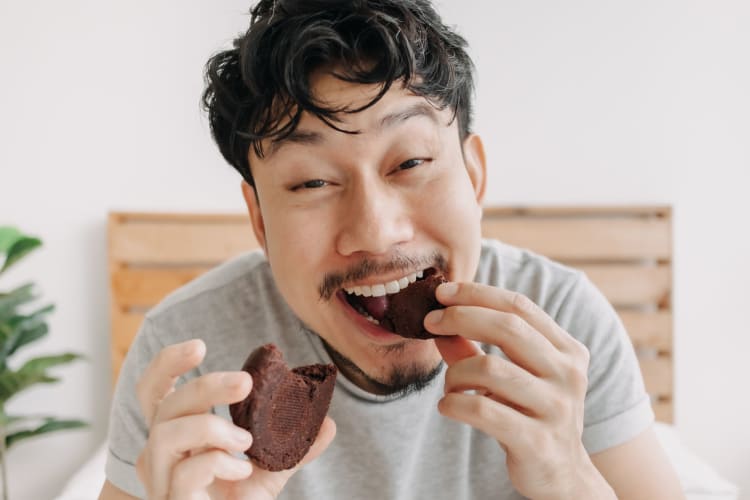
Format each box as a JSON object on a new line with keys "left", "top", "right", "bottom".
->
{"left": 297, "top": 416, "right": 336, "bottom": 467}
{"left": 154, "top": 371, "right": 252, "bottom": 424}
{"left": 438, "top": 391, "right": 532, "bottom": 450}
{"left": 433, "top": 335, "right": 483, "bottom": 366}
{"left": 426, "top": 305, "right": 565, "bottom": 377}
{"left": 435, "top": 282, "right": 572, "bottom": 351}
{"left": 148, "top": 413, "right": 253, "bottom": 497}
{"left": 137, "top": 339, "right": 206, "bottom": 426}
{"left": 443, "top": 354, "right": 550, "bottom": 417}
{"left": 169, "top": 449, "right": 252, "bottom": 499}
{"left": 237, "top": 417, "right": 337, "bottom": 499}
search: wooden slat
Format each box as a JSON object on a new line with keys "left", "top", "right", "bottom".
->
{"left": 482, "top": 205, "right": 672, "bottom": 218}
{"left": 640, "top": 356, "right": 673, "bottom": 397}
{"left": 110, "top": 219, "right": 259, "bottom": 264}
{"left": 112, "top": 212, "right": 248, "bottom": 224}
{"left": 111, "top": 309, "right": 145, "bottom": 386}
{"left": 579, "top": 264, "right": 671, "bottom": 307}
{"left": 618, "top": 311, "right": 672, "bottom": 352}
{"left": 480, "top": 217, "right": 671, "bottom": 260}
{"left": 112, "top": 267, "right": 212, "bottom": 308}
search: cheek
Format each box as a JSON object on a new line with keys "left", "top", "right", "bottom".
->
{"left": 263, "top": 213, "right": 324, "bottom": 294}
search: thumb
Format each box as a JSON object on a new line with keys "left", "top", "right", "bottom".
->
{"left": 434, "top": 335, "right": 483, "bottom": 366}
{"left": 242, "top": 417, "right": 337, "bottom": 498}
{"left": 297, "top": 416, "right": 337, "bottom": 467}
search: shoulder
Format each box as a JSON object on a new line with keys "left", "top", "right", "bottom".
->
{"left": 477, "top": 238, "right": 620, "bottom": 343}
{"left": 134, "top": 250, "right": 300, "bottom": 370}
{"left": 477, "top": 238, "right": 584, "bottom": 313}
{"left": 147, "top": 250, "right": 270, "bottom": 319}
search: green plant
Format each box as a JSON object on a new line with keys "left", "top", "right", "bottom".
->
{"left": 0, "top": 227, "right": 86, "bottom": 500}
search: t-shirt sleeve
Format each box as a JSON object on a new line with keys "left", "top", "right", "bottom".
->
{"left": 105, "top": 317, "right": 163, "bottom": 499}
{"left": 555, "top": 273, "right": 655, "bottom": 455}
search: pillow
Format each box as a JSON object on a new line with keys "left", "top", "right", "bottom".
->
{"left": 55, "top": 441, "right": 108, "bottom": 500}
{"left": 653, "top": 422, "right": 739, "bottom": 500}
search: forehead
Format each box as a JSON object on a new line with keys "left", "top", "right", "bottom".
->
{"left": 309, "top": 71, "right": 447, "bottom": 127}
{"left": 254, "top": 72, "right": 452, "bottom": 162}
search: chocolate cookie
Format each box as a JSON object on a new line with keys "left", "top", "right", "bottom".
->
{"left": 229, "top": 344, "right": 337, "bottom": 471}
{"left": 381, "top": 271, "right": 447, "bottom": 339}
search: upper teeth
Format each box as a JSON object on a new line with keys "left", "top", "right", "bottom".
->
{"left": 344, "top": 269, "right": 425, "bottom": 297}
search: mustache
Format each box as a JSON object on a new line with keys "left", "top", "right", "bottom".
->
{"left": 318, "top": 250, "right": 447, "bottom": 301}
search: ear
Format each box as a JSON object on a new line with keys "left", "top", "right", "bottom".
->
{"left": 461, "top": 133, "right": 487, "bottom": 205}
{"left": 241, "top": 180, "right": 268, "bottom": 253}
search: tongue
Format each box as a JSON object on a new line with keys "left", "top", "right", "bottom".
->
{"left": 359, "top": 295, "right": 389, "bottom": 321}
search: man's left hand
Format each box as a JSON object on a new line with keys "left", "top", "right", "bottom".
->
{"left": 425, "top": 281, "right": 615, "bottom": 500}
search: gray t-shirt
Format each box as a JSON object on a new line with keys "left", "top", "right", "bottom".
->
{"left": 106, "top": 239, "right": 654, "bottom": 499}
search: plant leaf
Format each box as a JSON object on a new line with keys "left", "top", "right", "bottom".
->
{"left": 19, "top": 353, "right": 82, "bottom": 373}
{"left": 0, "top": 353, "right": 78, "bottom": 404}
{"left": 0, "top": 227, "right": 22, "bottom": 254}
{"left": 5, "top": 418, "right": 87, "bottom": 449}
{"left": 0, "top": 236, "right": 42, "bottom": 275}
{"left": 0, "top": 370, "right": 59, "bottom": 405}
{"left": 0, "top": 283, "right": 37, "bottom": 322}
{"left": 7, "top": 305, "right": 54, "bottom": 355}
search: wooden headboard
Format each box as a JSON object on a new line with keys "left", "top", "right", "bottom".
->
{"left": 108, "top": 206, "right": 673, "bottom": 422}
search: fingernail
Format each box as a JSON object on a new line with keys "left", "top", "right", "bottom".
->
{"left": 182, "top": 340, "right": 196, "bottom": 355}
{"left": 232, "top": 459, "right": 252, "bottom": 474}
{"left": 425, "top": 309, "right": 444, "bottom": 324}
{"left": 440, "top": 282, "right": 458, "bottom": 297}
{"left": 222, "top": 372, "right": 244, "bottom": 388}
{"left": 233, "top": 427, "right": 253, "bottom": 446}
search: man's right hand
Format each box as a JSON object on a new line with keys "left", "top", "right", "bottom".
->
{"left": 120, "top": 338, "right": 336, "bottom": 500}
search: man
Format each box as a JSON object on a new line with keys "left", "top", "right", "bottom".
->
{"left": 100, "top": 1, "right": 684, "bottom": 498}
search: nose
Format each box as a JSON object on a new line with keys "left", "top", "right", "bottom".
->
{"left": 335, "top": 182, "right": 414, "bottom": 257}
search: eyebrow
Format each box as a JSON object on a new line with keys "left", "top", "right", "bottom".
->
{"left": 266, "top": 102, "right": 441, "bottom": 158}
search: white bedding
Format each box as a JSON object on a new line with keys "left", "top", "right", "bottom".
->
{"left": 55, "top": 423, "right": 739, "bottom": 500}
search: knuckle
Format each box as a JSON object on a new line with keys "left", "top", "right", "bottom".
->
{"left": 148, "top": 421, "right": 169, "bottom": 447}
{"left": 563, "top": 359, "right": 589, "bottom": 393}
{"left": 543, "top": 394, "right": 567, "bottom": 417}
{"left": 192, "top": 373, "right": 214, "bottom": 398}
{"left": 199, "top": 414, "right": 228, "bottom": 445}
{"left": 464, "top": 283, "right": 480, "bottom": 302}
{"left": 477, "top": 354, "right": 501, "bottom": 375}
{"left": 501, "top": 313, "right": 527, "bottom": 338}
{"left": 471, "top": 396, "right": 494, "bottom": 422}
{"left": 510, "top": 292, "right": 536, "bottom": 315}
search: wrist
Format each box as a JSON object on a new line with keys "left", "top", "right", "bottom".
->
{"left": 537, "top": 456, "right": 616, "bottom": 500}
{"left": 564, "top": 459, "right": 616, "bottom": 500}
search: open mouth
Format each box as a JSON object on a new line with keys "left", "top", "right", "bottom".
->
{"left": 341, "top": 267, "right": 439, "bottom": 334}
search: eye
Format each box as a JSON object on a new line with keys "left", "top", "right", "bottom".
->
{"left": 398, "top": 158, "right": 427, "bottom": 170}
{"left": 292, "top": 179, "right": 328, "bottom": 191}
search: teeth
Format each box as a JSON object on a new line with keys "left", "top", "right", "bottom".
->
{"left": 384, "top": 280, "right": 400, "bottom": 294}
{"left": 343, "top": 268, "right": 430, "bottom": 297}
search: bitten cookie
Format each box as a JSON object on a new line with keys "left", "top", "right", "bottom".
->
{"left": 229, "top": 343, "right": 337, "bottom": 471}
{"left": 381, "top": 271, "right": 447, "bottom": 339}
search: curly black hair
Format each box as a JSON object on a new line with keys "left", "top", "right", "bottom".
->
{"left": 202, "top": 0, "right": 475, "bottom": 186}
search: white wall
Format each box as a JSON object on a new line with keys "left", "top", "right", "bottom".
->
{"left": 1, "top": 1, "right": 748, "bottom": 498}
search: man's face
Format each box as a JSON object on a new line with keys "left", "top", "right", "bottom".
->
{"left": 243, "top": 72, "right": 486, "bottom": 394}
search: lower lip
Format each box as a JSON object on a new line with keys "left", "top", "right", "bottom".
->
{"left": 336, "top": 291, "right": 406, "bottom": 344}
